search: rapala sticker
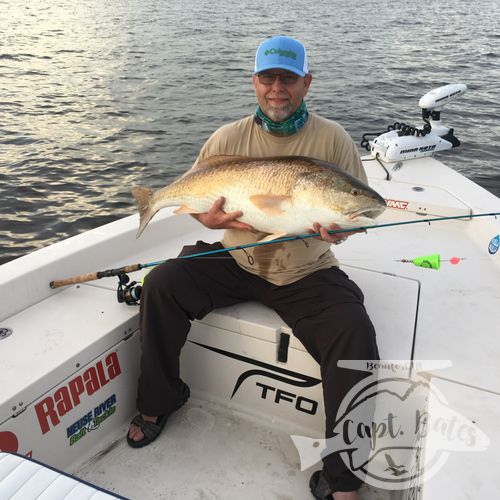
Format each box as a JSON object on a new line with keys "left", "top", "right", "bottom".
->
{"left": 385, "top": 199, "right": 409, "bottom": 210}
{"left": 35, "top": 352, "right": 121, "bottom": 434}
{"left": 488, "top": 234, "right": 499, "bottom": 255}
{"left": 67, "top": 394, "right": 117, "bottom": 446}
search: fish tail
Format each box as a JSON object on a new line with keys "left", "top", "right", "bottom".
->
{"left": 132, "top": 186, "right": 157, "bottom": 238}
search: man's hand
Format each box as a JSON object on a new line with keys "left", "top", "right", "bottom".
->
{"left": 307, "top": 222, "right": 365, "bottom": 244}
{"left": 192, "top": 197, "right": 254, "bottom": 231}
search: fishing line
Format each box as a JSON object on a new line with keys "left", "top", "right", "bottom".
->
{"left": 49, "top": 211, "right": 499, "bottom": 292}
{"left": 146, "top": 211, "right": 499, "bottom": 265}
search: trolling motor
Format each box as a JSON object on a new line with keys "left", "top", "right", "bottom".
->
{"left": 363, "top": 83, "right": 467, "bottom": 162}
{"left": 116, "top": 273, "right": 142, "bottom": 306}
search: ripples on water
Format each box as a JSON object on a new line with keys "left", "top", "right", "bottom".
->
{"left": 1, "top": 0, "right": 499, "bottom": 264}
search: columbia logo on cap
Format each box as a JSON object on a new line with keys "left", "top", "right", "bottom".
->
{"left": 264, "top": 48, "right": 297, "bottom": 60}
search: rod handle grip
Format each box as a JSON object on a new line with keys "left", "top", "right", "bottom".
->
{"left": 49, "top": 264, "right": 142, "bottom": 289}
{"left": 50, "top": 272, "right": 100, "bottom": 289}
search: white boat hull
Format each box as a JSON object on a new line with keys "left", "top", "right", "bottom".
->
{"left": 1, "top": 155, "right": 499, "bottom": 499}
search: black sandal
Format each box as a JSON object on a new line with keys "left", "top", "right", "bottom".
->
{"left": 127, "top": 413, "right": 169, "bottom": 449}
{"left": 127, "top": 383, "right": 190, "bottom": 449}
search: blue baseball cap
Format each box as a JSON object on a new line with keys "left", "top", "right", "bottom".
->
{"left": 254, "top": 36, "right": 309, "bottom": 77}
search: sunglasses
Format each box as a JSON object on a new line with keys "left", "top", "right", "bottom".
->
{"left": 257, "top": 72, "right": 300, "bottom": 85}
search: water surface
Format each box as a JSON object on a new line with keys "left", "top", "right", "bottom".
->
{"left": 1, "top": 0, "right": 499, "bottom": 264}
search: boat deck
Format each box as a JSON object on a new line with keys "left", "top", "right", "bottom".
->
{"left": 75, "top": 396, "right": 398, "bottom": 500}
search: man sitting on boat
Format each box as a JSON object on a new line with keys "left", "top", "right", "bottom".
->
{"left": 127, "top": 35, "right": 379, "bottom": 500}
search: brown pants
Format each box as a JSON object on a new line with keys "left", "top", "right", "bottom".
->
{"left": 137, "top": 241, "right": 379, "bottom": 492}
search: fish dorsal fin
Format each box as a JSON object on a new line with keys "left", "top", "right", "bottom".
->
{"left": 249, "top": 194, "right": 291, "bottom": 216}
{"left": 194, "top": 155, "right": 248, "bottom": 170}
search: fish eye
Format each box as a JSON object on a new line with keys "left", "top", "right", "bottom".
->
{"left": 351, "top": 188, "right": 360, "bottom": 196}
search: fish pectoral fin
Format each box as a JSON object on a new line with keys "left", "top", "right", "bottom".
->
{"left": 174, "top": 204, "right": 199, "bottom": 214}
{"left": 259, "top": 232, "right": 287, "bottom": 243}
{"left": 249, "top": 194, "right": 291, "bottom": 216}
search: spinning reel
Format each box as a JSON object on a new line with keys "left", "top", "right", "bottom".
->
{"left": 116, "top": 273, "right": 142, "bottom": 306}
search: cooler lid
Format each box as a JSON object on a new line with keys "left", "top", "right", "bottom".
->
{"left": 197, "top": 266, "right": 419, "bottom": 362}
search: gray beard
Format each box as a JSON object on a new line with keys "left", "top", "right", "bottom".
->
{"left": 265, "top": 104, "right": 293, "bottom": 122}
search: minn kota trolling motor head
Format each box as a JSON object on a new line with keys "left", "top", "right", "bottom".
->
{"left": 365, "top": 83, "right": 467, "bottom": 163}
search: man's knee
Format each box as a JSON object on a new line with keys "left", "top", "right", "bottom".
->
{"left": 294, "top": 303, "right": 378, "bottom": 361}
{"left": 333, "top": 304, "right": 378, "bottom": 358}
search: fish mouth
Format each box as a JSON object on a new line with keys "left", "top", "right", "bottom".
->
{"left": 344, "top": 206, "right": 385, "bottom": 221}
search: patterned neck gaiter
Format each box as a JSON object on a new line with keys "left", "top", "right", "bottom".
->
{"left": 254, "top": 100, "right": 309, "bottom": 136}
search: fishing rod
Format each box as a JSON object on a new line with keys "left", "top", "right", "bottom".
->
{"left": 49, "top": 211, "right": 499, "bottom": 303}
